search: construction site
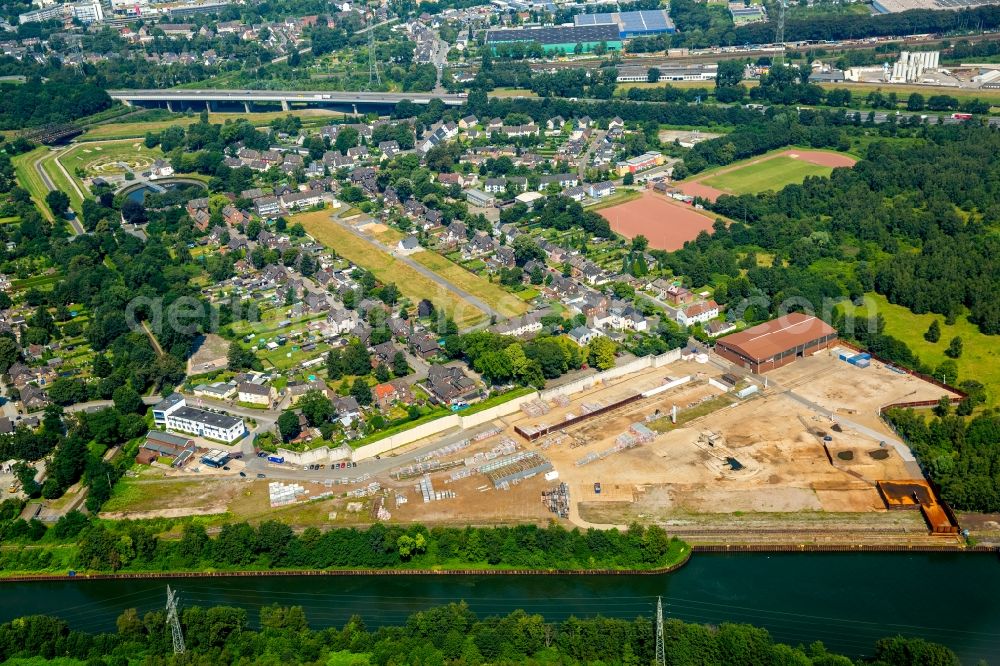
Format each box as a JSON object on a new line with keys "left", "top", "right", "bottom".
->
{"left": 368, "top": 345, "right": 964, "bottom": 548}
{"left": 100, "top": 344, "right": 965, "bottom": 547}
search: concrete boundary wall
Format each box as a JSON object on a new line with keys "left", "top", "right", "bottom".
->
{"left": 642, "top": 374, "right": 692, "bottom": 398}
{"left": 708, "top": 378, "right": 731, "bottom": 393}
{"left": 540, "top": 349, "right": 682, "bottom": 401}
{"left": 350, "top": 350, "right": 684, "bottom": 462}
{"left": 275, "top": 444, "right": 351, "bottom": 466}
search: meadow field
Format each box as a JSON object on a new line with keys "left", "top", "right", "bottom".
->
{"left": 293, "top": 210, "right": 488, "bottom": 328}
{"left": 410, "top": 250, "right": 529, "bottom": 319}
{"left": 841, "top": 293, "right": 1000, "bottom": 407}
{"left": 702, "top": 155, "right": 835, "bottom": 194}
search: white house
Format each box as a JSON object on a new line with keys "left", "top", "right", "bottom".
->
{"left": 568, "top": 326, "right": 599, "bottom": 346}
{"left": 238, "top": 382, "right": 275, "bottom": 406}
{"left": 676, "top": 300, "right": 719, "bottom": 326}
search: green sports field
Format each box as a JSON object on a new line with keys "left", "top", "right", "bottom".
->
{"left": 703, "top": 156, "right": 834, "bottom": 194}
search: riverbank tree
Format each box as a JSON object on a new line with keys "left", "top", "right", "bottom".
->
{"left": 0, "top": 602, "right": 959, "bottom": 665}
{"left": 0, "top": 515, "right": 689, "bottom": 575}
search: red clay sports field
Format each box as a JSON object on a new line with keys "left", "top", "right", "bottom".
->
{"left": 599, "top": 191, "right": 717, "bottom": 251}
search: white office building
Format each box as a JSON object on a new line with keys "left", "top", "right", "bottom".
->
{"left": 71, "top": 0, "right": 103, "bottom": 22}
{"left": 152, "top": 393, "right": 246, "bottom": 443}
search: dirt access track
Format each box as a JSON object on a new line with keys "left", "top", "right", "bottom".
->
{"left": 677, "top": 149, "right": 858, "bottom": 203}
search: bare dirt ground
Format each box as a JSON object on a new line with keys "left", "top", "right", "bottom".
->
{"left": 658, "top": 130, "right": 722, "bottom": 143}
{"left": 188, "top": 333, "right": 230, "bottom": 374}
{"left": 769, "top": 347, "right": 961, "bottom": 436}
{"left": 118, "top": 352, "right": 961, "bottom": 544}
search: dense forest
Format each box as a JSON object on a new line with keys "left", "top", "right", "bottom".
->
{"left": 0, "top": 75, "right": 110, "bottom": 129}
{"left": 886, "top": 409, "right": 1000, "bottom": 512}
{"left": 0, "top": 603, "right": 960, "bottom": 666}
{"left": 643, "top": 2, "right": 1000, "bottom": 49}
{"left": 685, "top": 122, "right": 1000, "bottom": 337}
{"left": 0, "top": 510, "right": 687, "bottom": 574}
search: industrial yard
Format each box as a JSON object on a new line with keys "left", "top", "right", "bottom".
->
{"left": 99, "top": 344, "right": 964, "bottom": 546}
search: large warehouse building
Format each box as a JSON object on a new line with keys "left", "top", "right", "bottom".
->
{"left": 714, "top": 312, "right": 838, "bottom": 373}
{"left": 574, "top": 9, "right": 675, "bottom": 37}
{"left": 486, "top": 24, "right": 623, "bottom": 54}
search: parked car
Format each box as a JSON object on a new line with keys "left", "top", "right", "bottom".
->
{"left": 257, "top": 473, "right": 266, "bottom": 479}
{"left": 239, "top": 471, "right": 246, "bottom": 478}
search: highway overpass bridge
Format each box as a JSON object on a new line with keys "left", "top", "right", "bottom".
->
{"left": 108, "top": 89, "right": 466, "bottom": 113}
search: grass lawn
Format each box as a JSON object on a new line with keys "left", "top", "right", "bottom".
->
{"left": 703, "top": 156, "right": 834, "bottom": 194}
{"left": 81, "top": 109, "right": 345, "bottom": 140}
{"left": 463, "top": 386, "right": 535, "bottom": 415}
{"left": 12, "top": 147, "right": 54, "bottom": 221}
{"left": 586, "top": 189, "right": 642, "bottom": 211}
{"left": 40, "top": 151, "right": 84, "bottom": 215}
{"left": 488, "top": 88, "right": 539, "bottom": 98}
{"left": 294, "top": 210, "right": 488, "bottom": 328}
{"left": 12, "top": 272, "right": 62, "bottom": 291}
{"left": 410, "top": 250, "right": 529, "bottom": 319}
{"left": 840, "top": 293, "right": 1000, "bottom": 406}
{"left": 371, "top": 226, "right": 405, "bottom": 244}
{"left": 59, "top": 141, "right": 163, "bottom": 189}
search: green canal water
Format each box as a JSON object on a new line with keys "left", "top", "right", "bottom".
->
{"left": 1, "top": 552, "right": 998, "bottom": 662}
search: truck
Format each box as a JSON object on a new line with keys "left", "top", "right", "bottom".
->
{"left": 594, "top": 482, "right": 601, "bottom": 494}
{"left": 267, "top": 455, "right": 285, "bottom": 464}
{"left": 952, "top": 113, "right": 973, "bottom": 120}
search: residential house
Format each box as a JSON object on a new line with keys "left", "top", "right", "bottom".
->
{"left": 287, "top": 379, "right": 329, "bottom": 405}
{"left": 410, "top": 333, "right": 440, "bottom": 359}
{"left": 255, "top": 196, "right": 281, "bottom": 218}
{"left": 490, "top": 312, "right": 544, "bottom": 338}
{"left": 587, "top": 181, "right": 616, "bottom": 198}
{"left": 538, "top": 174, "right": 579, "bottom": 191}
{"left": 397, "top": 235, "right": 421, "bottom": 253}
{"left": 706, "top": 319, "right": 737, "bottom": 337}
{"left": 372, "top": 382, "right": 398, "bottom": 410}
{"left": 20, "top": 383, "right": 49, "bottom": 411}
{"left": 238, "top": 382, "right": 275, "bottom": 406}
{"left": 568, "top": 326, "right": 599, "bottom": 346}
{"left": 676, "top": 300, "right": 719, "bottom": 327}
{"left": 425, "top": 365, "right": 478, "bottom": 405}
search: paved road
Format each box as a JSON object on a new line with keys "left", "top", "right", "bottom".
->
{"left": 577, "top": 129, "right": 607, "bottom": 181}
{"left": 240, "top": 419, "right": 501, "bottom": 483}
{"left": 31, "top": 149, "right": 85, "bottom": 235}
{"left": 109, "top": 89, "right": 464, "bottom": 106}
{"left": 327, "top": 212, "right": 504, "bottom": 324}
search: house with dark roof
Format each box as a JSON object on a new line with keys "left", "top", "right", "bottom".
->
{"left": 425, "top": 365, "right": 478, "bottom": 405}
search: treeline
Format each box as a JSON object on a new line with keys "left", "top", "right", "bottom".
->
{"left": 703, "top": 123, "right": 1000, "bottom": 335}
{"left": 0, "top": 603, "right": 960, "bottom": 666}
{"left": 638, "top": 3, "right": 1000, "bottom": 49}
{"left": 886, "top": 408, "right": 1000, "bottom": 513}
{"left": 0, "top": 75, "right": 110, "bottom": 129}
{"left": 0, "top": 517, "right": 687, "bottom": 573}
{"left": 740, "top": 5, "right": 1000, "bottom": 45}
{"left": 684, "top": 117, "right": 848, "bottom": 175}
{"left": 466, "top": 90, "right": 760, "bottom": 135}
